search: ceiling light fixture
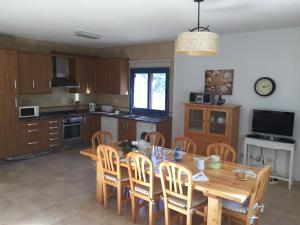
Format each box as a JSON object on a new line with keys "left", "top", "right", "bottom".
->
{"left": 75, "top": 31, "right": 101, "bottom": 39}
{"left": 175, "top": 0, "right": 219, "bottom": 56}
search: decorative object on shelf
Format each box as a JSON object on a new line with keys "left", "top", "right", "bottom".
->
{"left": 175, "top": 0, "right": 219, "bottom": 56}
{"left": 217, "top": 94, "right": 226, "bottom": 106}
{"left": 205, "top": 69, "right": 234, "bottom": 95}
{"left": 254, "top": 77, "right": 276, "bottom": 97}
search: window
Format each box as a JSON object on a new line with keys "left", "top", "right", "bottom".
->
{"left": 130, "top": 67, "right": 169, "bottom": 116}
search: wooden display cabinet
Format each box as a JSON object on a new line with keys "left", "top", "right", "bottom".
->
{"left": 184, "top": 103, "right": 241, "bottom": 156}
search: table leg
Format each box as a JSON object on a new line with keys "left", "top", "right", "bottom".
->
{"left": 288, "top": 149, "right": 294, "bottom": 190}
{"left": 207, "top": 195, "right": 222, "bottom": 225}
{"left": 96, "top": 161, "right": 103, "bottom": 203}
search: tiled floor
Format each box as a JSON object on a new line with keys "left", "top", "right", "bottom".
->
{"left": 0, "top": 148, "right": 299, "bottom": 225}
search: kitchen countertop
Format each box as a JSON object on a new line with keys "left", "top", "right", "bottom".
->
{"left": 20, "top": 110, "right": 171, "bottom": 123}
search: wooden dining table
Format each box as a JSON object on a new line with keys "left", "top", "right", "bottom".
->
{"left": 80, "top": 147, "right": 261, "bottom": 225}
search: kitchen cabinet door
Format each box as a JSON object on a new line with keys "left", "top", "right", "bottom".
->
{"left": 0, "top": 49, "right": 18, "bottom": 94}
{"left": 35, "top": 54, "right": 52, "bottom": 94}
{"left": 18, "top": 52, "right": 52, "bottom": 94}
{"left": 118, "top": 118, "right": 136, "bottom": 141}
{"left": 83, "top": 115, "right": 94, "bottom": 143}
{"left": 71, "top": 57, "right": 95, "bottom": 94}
{"left": 0, "top": 95, "right": 18, "bottom": 158}
{"left": 94, "top": 59, "right": 108, "bottom": 94}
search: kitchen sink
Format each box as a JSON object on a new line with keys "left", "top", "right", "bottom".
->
{"left": 122, "top": 114, "right": 139, "bottom": 119}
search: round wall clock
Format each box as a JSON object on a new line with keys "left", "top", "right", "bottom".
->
{"left": 254, "top": 77, "right": 276, "bottom": 97}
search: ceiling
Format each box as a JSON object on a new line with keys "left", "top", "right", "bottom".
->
{"left": 0, "top": 0, "right": 300, "bottom": 48}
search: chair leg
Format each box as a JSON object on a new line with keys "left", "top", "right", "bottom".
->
{"left": 131, "top": 195, "right": 138, "bottom": 223}
{"left": 186, "top": 213, "right": 192, "bottom": 225}
{"left": 149, "top": 202, "right": 154, "bottom": 225}
{"left": 164, "top": 201, "right": 170, "bottom": 225}
{"left": 117, "top": 183, "right": 122, "bottom": 216}
{"left": 103, "top": 182, "right": 108, "bottom": 209}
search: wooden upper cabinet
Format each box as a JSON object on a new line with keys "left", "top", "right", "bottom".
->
{"left": 95, "top": 58, "right": 129, "bottom": 95}
{"left": 70, "top": 57, "right": 96, "bottom": 94}
{"left": 0, "top": 49, "right": 18, "bottom": 95}
{"left": 18, "top": 52, "right": 52, "bottom": 94}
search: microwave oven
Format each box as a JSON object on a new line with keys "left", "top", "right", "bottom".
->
{"left": 19, "top": 106, "right": 39, "bottom": 118}
{"left": 189, "top": 92, "right": 215, "bottom": 104}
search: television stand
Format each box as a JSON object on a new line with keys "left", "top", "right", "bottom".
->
{"left": 246, "top": 133, "right": 295, "bottom": 144}
{"left": 243, "top": 135, "right": 296, "bottom": 190}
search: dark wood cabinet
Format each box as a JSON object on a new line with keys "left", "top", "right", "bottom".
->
{"left": 18, "top": 52, "right": 52, "bottom": 94}
{"left": 70, "top": 57, "right": 96, "bottom": 94}
{"left": 0, "top": 95, "right": 18, "bottom": 158}
{"left": 0, "top": 49, "right": 18, "bottom": 95}
{"left": 95, "top": 58, "right": 129, "bottom": 95}
{"left": 83, "top": 114, "right": 101, "bottom": 143}
{"left": 118, "top": 118, "right": 136, "bottom": 141}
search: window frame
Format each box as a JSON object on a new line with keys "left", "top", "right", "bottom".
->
{"left": 130, "top": 67, "right": 169, "bottom": 116}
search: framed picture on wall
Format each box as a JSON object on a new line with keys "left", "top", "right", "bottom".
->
{"left": 204, "top": 69, "right": 234, "bottom": 95}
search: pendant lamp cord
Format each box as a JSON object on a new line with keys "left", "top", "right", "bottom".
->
{"left": 197, "top": 1, "right": 200, "bottom": 31}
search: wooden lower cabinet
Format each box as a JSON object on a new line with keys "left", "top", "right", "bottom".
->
{"left": 83, "top": 114, "right": 101, "bottom": 143}
{"left": 18, "top": 118, "right": 62, "bottom": 154}
{"left": 0, "top": 95, "right": 18, "bottom": 158}
{"left": 156, "top": 119, "right": 172, "bottom": 148}
{"left": 118, "top": 118, "right": 136, "bottom": 141}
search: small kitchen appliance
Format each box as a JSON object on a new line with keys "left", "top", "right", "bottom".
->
{"left": 19, "top": 106, "right": 39, "bottom": 118}
{"left": 88, "top": 103, "right": 96, "bottom": 112}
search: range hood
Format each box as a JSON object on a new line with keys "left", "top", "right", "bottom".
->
{"left": 52, "top": 56, "right": 80, "bottom": 88}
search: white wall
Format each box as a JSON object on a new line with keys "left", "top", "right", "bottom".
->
{"left": 172, "top": 27, "right": 300, "bottom": 180}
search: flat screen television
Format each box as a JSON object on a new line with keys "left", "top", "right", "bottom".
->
{"left": 252, "top": 109, "right": 295, "bottom": 137}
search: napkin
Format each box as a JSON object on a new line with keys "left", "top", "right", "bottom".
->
{"left": 192, "top": 171, "right": 209, "bottom": 182}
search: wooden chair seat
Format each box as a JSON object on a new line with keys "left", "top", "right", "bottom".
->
{"left": 104, "top": 168, "right": 130, "bottom": 182}
{"left": 168, "top": 191, "right": 207, "bottom": 208}
{"left": 134, "top": 178, "right": 163, "bottom": 196}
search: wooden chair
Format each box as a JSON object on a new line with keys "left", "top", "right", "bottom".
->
{"left": 127, "top": 152, "right": 162, "bottom": 225}
{"left": 144, "top": 131, "right": 165, "bottom": 147}
{"left": 222, "top": 165, "right": 271, "bottom": 225}
{"left": 92, "top": 130, "right": 113, "bottom": 149}
{"left": 172, "top": 136, "right": 197, "bottom": 154}
{"left": 159, "top": 161, "right": 207, "bottom": 225}
{"left": 97, "top": 144, "right": 129, "bottom": 215}
{"left": 206, "top": 143, "right": 237, "bottom": 162}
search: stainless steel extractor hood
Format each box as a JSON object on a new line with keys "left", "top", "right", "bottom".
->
{"left": 52, "top": 56, "right": 80, "bottom": 88}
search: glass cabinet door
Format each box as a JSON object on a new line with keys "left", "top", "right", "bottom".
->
{"left": 208, "top": 110, "right": 228, "bottom": 136}
{"left": 188, "top": 108, "right": 205, "bottom": 133}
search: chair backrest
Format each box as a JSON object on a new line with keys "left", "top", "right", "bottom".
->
{"left": 144, "top": 132, "right": 165, "bottom": 147}
{"left": 172, "top": 136, "right": 197, "bottom": 154}
{"left": 247, "top": 165, "right": 271, "bottom": 221}
{"left": 97, "top": 145, "right": 121, "bottom": 181}
{"left": 206, "top": 143, "right": 237, "bottom": 162}
{"left": 127, "top": 152, "right": 154, "bottom": 197}
{"left": 92, "top": 131, "right": 113, "bottom": 149}
{"left": 159, "top": 161, "right": 193, "bottom": 209}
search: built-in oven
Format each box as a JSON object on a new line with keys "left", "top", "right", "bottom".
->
{"left": 63, "top": 117, "right": 83, "bottom": 142}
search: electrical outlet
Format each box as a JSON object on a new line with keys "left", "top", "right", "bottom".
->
{"left": 265, "top": 158, "right": 273, "bottom": 165}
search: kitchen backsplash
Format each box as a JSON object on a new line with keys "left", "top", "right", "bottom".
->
{"left": 18, "top": 88, "right": 130, "bottom": 112}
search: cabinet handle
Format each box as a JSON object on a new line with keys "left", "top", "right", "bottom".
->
{"left": 49, "top": 144, "right": 59, "bottom": 147}
{"left": 49, "top": 138, "right": 59, "bottom": 141}
{"left": 28, "top": 129, "right": 39, "bottom": 132}
{"left": 50, "top": 132, "right": 59, "bottom": 135}
{"left": 28, "top": 141, "right": 39, "bottom": 145}
{"left": 14, "top": 80, "right": 17, "bottom": 90}
{"left": 49, "top": 121, "right": 59, "bottom": 124}
{"left": 49, "top": 126, "right": 59, "bottom": 129}
{"left": 14, "top": 97, "right": 18, "bottom": 108}
{"left": 28, "top": 123, "right": 38, "bottom": 126}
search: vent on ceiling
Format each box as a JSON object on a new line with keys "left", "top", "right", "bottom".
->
{"left": 75, "top": 31, "right": 101, "bottom": 39}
